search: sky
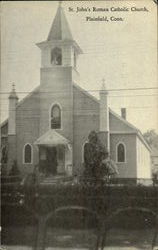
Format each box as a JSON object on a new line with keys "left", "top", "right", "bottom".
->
{"left": 1, "top": 1, "right": 158, "bottom": 133}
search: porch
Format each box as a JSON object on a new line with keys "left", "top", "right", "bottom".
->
{"left": 34, "top": 130, "right": 72, "bottom": 177}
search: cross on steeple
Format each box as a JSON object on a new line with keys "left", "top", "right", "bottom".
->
{"left": 9, "top": 83, "right": 18, "bottom": 99}
{"left": 12, "top": 83, "right": 15, "bottom": 91}
{"left": 47, "top": 0, "right": 73, "bottom": 41}
{"left": 101, "top": 78, "right": 106, "bottom": 91}
{"left": 36, "top": 2, "right": 83, "bottom": 68}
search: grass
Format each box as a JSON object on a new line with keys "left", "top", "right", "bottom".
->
{"left": 2, "top": 226, "right": 157, "bottom": 250}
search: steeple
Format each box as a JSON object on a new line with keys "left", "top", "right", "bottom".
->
{"left": 98, "top": 79, "right": 110, "bottom": 151}
{"left": 99, "top": 78, "right": 109, "bottom": 129}
{"left": 37, "top": 3, "right": 82, "bottom": 69}
{"left": 100, "top": 78, "right": 106, "bottom": 92}
{"left": 47, "top": 2, "right": 73, "bottom": 41}
{"left": 8, "top": 84, "right": 18, "bottom": 135}
{"left": 9, "top": 83, "right": 18, "bottom": 100}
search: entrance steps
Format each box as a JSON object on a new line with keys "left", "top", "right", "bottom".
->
{"left": 39, "top": 175, "right": 73, "bottom": 185}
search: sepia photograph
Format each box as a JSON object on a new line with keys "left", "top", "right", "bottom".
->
{"left": 1, "top": 1, "right": 158, "bottom": 249}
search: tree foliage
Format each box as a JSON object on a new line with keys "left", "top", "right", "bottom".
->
{"left": 143, "top": 129, "right": 158, "bottom": 150}
{"left": 83, "top": 130, "right": 118, "bottom": 180}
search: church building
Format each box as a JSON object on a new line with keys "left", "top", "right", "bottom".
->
{"left": 1, "top": 4, "right": 151, "bottom": 179}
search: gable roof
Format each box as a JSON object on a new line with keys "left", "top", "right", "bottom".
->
{"left": 73, "top": 82, "right": 100, "bottom": 104}
{"left": 73, "top": 83, "right": 150, "bottom": 151}
{"left": 16, "top": 85, "right": 40, "bottom": 108}
{"left": 109, "top": 108, "right": 138, "bottom": 133}
{"left": 34, "top": 130, "right": 70, "bottom": 146}
{"left": 0, "top": 85, "right": 40, "bottom": 129}
{"left": 73, "top": 82, "right": 138, "bottom": 131}
{"left": 47, "top": 4, "right": 73, "bottom": 41}
{"left": 0, "top": 81, "right": 150, "bottom": 151}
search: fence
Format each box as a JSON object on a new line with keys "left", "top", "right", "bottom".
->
{"left": 1, "top": 175, "right": 158, "bottom": 250}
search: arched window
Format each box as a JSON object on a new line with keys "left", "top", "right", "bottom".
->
{"left": 1, "top": 145, "right": 8, "bottom": 163}
{"left": 51, "top": 47, "right": 62, "bottom": 65}
{"left": 23, "top": 144, "right": 32, "bottom": 164}
{"left": 117, "top": 143, "right": 126, "bottom": 163}
{"left": 50, "top": 104, "right": 61, "bottom": 129}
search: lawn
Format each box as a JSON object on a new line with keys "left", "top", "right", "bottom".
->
{"left": 2, "top": 227, "right": 157, "bottom": 250}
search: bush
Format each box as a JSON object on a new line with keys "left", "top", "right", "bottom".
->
{"left": 9, "top": 160, "right": 20, "bottom": 176}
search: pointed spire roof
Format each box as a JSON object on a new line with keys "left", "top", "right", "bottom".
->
{"left": 9, "top": 84, "right": 18, "bottom": 99}
{"left": 100, "top": 78, "right": 108, "bottom": 94}
{"left": 47, "top": 3, "right": 73, "bottom": 41}
{"left": 101, "top": 78, "right": 106, "bottom": 91}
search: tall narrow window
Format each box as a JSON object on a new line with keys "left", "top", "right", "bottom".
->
{"left": 1, "top": 145, "right": 8, "bottom": 163}
{"left": 117, "top": 143, "right": 125, "bottom": 163}
{"left": 51, "top": 47, "right": 62, "bottom": 65}
{"left": 51, "top": 104, "right": 61, "bottom": 129}
{"left": 24, "top": 144, "right": 32, "bottom": 164}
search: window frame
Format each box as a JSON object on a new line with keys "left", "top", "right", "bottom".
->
{"left": 49, "top": 103, "right": 62, "bottom": 130}
{"left": 1, "top": 145, "right": 8, "bottom": 163}
{"left": 23, "top": 143, "right": 33, "bottom": 164}
{"left": 116, "top": 142, "right": 126, "bottom": 163}
{"left": 51, "top": 47, "right": 62, "bottom": 66}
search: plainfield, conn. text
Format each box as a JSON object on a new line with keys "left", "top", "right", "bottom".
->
{"left": 86, "top": 16, "right": 124, "bottom": 22}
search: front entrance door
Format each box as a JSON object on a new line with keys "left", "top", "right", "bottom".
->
{"left": 39, "top": 146, "right": 65, "bottom": 175}
{"left": 46, "top": 147, "right": 57, "bottom": 175}
{"left": 56, "top": 145, "right": 65, "bottom": 174}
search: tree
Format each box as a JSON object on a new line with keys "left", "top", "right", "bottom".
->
{"left": 83, "top": 130, "right": 118, "bottom": 180}
{"left": 9, "top": 160, "right": 20, "bottom": 176}
{"left": 143, "top": 130, "right": 158, "bottom": 180}
{"left": 143, "top": 130, "right": 158, "bottom": 150}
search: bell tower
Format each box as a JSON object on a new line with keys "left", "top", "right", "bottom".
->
{"left": 37, "top": 2, "right": 83, "bottom": 141}
{"left": 36, "top": 2, "right": 82, "bottom": 69}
